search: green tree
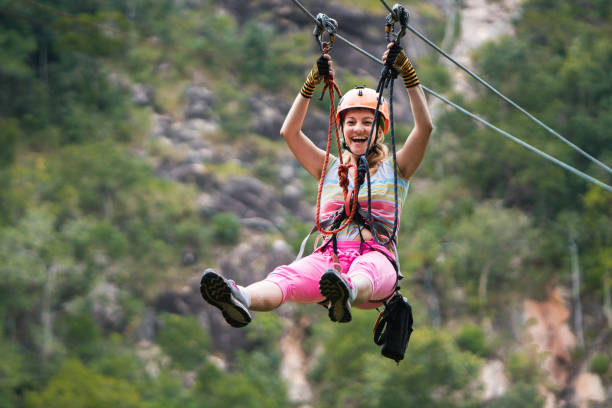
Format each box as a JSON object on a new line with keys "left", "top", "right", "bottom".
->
{"left": 0, "top": 337, "right": 26, "bottom": 408}
{"left": 485, "top": 382, "right": 543, "bottom": 408}
{"left": 157, "top": 313, "right": 210, "bottom": 371}
{"left": 444, "top": 202, "right": 536, "bottom": 314}
{"left": 194, "top": 360, "right": 287, "bottom": 408}
{"left": 367, "top": 328, "right": 481, "bottom": 408}
{"left": 25, "top": 359, "right": 145, "bottom": 408}
{"left": 311, "top": 313, "right": 481, "bottom": 408}
{"left": 211, "top": 212, "right": 241, "bottom": 245}
{"left": 0, "top": 208, "right": 84, "bottom": 359}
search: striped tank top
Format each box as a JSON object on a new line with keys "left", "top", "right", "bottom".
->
{"left": 320, "top": 156, "right": 410, "bottom": 241}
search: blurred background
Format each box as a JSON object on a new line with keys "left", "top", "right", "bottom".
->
{"left": 0, "top": 0, "right": 611, "bottom": 407}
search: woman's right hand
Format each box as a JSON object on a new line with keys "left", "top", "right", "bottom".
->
{"left": 316, "top": 53, "right": 334, "bottom": 81}
{"left": 301, "top": 52, "right": 334, "bottom": 98}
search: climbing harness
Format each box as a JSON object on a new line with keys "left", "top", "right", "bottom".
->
{"left": 305, "top": 4, "right": 407, "bottom": 256}
{"left": 298, "top": 6, "right": 409, "bottom": 265}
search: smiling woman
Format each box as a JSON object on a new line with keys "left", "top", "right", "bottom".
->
{"left": 336, "top": 87, "right": 390, "bottom": 173}
{"left": 200, "top": 41, "right": 433, "bottom": 329}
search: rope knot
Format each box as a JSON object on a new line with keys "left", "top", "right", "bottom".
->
{"left": 357, "top": 156, "right": 369, "bottom": 187}
{"left": 338, "top": 163, "right": 353, "bottom": 193}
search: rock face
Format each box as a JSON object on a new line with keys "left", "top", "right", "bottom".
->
{"left": 279, "top": 317, "right": 313, "bottom": 406}
{"left": 89, "top": 281, "right": 124, "bottom": 331}
{"left": 481, "top": 360, "right": 509, "bottom": 400}
{"left": 217, "top": 237, "right": 295, "bottom": 284}
{"left": 449, "top": 0, "right": 523, "bottom": 97}
{"left": 151, "top": 275, "right": 252, "bottom": 356}
{"left": 523, "top": 288, "right": 577, "bottom": 392}
{"left": 572, "top": 371, "right": 606, "bottom": 408}
{"left": 132, "top": 83, "right": 154, "bottom": 106}
{"left": 213, "top": 177, "right": 285, "bottom": 224}
{"left": 184, "top": 84, "right": 216, "bottom": 121}
{"left": 249, "top": 95, "right": 289, "bottom": 141}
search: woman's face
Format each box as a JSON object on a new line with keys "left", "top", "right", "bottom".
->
{"left": 342, "top": 108, "right": 376, "bottom": 156}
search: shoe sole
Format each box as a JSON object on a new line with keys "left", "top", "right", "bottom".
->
{"left": 200, "top": 271, "right": 251, "bottom": 328}
{"left": 319, "top": 270, "right": 352, "bottom": 323}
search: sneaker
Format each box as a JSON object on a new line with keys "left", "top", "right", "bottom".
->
{"left": 319, "top": 269, "right": 357, "bottom": 323}
{"left": 200, "top": 269, "right": 252, "bottom": 328}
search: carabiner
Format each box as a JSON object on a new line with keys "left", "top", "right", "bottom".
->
{"left": 313, "top": 13, "right": 338, "bottom": 52}
{"left": 383, "top": 3, "right": 409, "bottom": 44}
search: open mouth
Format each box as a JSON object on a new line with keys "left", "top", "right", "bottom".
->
{"left": 351, "top": 138, "right": 368, "bottom": 143}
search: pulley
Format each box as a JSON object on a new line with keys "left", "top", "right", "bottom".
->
{"left": 383, "top": 3, "right": 409, "bottom": 43}
{"left": 313, "top": 12, "right": 338, "bottom": 52}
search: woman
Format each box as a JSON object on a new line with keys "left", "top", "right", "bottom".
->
{"left": 200, "top": 42, "right": 433, "bottom": 327}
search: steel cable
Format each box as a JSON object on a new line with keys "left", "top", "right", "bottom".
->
{"left": 14, "top": 0, "right": 612, "bottom": 191}
{"left": 379, "top": 0, "right": 611, "bottom": 174}
{"left": 288, "top": 0, "right": 612, "bottom": 192}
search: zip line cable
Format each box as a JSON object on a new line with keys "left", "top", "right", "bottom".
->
{"left": 12, "top": 0, "right": 612, "bottom": 192}
{"left": 289, "top": 0, "right": 382, "bottom": 63}
{"left": 289, "top": 0, "right": 612, "bottom": 192}
{"left": 379, "top": 0, "right": 612, "bottom": 175}
{"left": 423, "top": 88, "right": 612, "bottom": 192}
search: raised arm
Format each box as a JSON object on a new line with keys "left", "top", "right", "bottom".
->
{"left": 280, "top": 54, "right": 334, "bottom": 179}
{"left": 382, "top": 43, "right": 434, "bottom": 180}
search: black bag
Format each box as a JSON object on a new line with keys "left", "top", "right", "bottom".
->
{"left": 373, "top": 292, "right": 414, "bottom": 364}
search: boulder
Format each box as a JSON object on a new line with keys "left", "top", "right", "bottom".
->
{"left": 184, "top": 84, "right": 217, "bottom": 120}
{"left": 523, "top": 287, "right": 577, "bottom": 388}
{"left": 249, "top": 95, "right": 289, "bottom": 140}
{"left": 150, "top": 114, "right": 173, "bottom": 139}
{"left": 170, "top": 119, "right": 218, "bottom": 144}
{"left": 480, "top": 360, "right": 509, "bottom": 400}
{"left": 240, "top": 217, "right": 279, "bottom": 232}
{"left": 217, "top": 237, "right": 295, "bottom": 284}
{"left": 89, "top": 281, "right": 124, "bottom": 331}
{"left": 213, "top": 176, "right": 284, "bottom": 223}
{"left": 573, "top": 371, "right": 606, "bottom": 408}
{"left": 132, "top": 83, "right": 154, "bottom": 106}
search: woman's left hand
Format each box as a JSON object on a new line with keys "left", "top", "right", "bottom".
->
{"left": 381, "top": 42, "right": 394, "bottom": 65}
{"left": 382, "top": 42, "right": 406, "bottom": 72}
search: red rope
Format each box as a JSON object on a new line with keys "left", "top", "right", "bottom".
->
{"left": 314, "top": 76, "right": 360, "bottom": 235}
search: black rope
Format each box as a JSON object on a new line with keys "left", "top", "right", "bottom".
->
{"left": 357, "top": 59, "right": 401, "bottom": 247}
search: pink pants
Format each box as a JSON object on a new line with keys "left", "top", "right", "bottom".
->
{"left": 264, "top": 240, "right": 397, "bottom": 309}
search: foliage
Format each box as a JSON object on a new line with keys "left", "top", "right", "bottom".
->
{"left": 156, "top": 313, "right": 210, "bottom": 371}
{"left": 438, "top": 0, "right": 612, "bottom": 218}
{"left": 25, "top": 359, "right": 145, "bottom": 408}
{"left": 0, "top": 338, "right": 26, "bottom": 408}
{"left": 484, "top": 382, "right": 544, "bottom": 408}
{"left": 211, "top": 212, "right": 241, "bottom": 245}
{"left": 311, "top": 312, "right": 482, "bottom": 407}
{"left": 455, "top": 324, "right": 491, "bottom": 357}
{"left": 194, "top": 360, "right": 288, "bottom": 408}
{"left": 507, "top": 348, "right": 546, "bottom": 384}
{"left": 55, "top": 310, "right": 103, "bottom": 360}
{"left": 590, "top": 353, "right": 611, "bottom": 377}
